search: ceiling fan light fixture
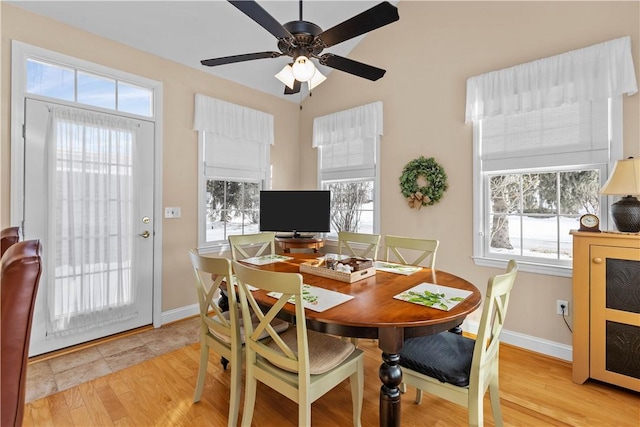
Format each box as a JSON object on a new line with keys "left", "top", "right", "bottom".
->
{"left": 291, "top": 56, "right": 316, "bottom": 82}
{"left": 274, "top": 64, "right": 296, "bottom": 90}
{"left": 307, "top": 69, "right": 326, "bottom": 91}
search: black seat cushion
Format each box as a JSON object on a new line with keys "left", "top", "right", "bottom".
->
{"left": 400, "top": 331, "right": 476, "bottom": 387}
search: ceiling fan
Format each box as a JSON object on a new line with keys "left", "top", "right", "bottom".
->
{"left": 200, "top": 0, "right": 399, "bottom": 94}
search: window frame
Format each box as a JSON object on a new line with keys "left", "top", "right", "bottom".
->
{"left": 318, "top": 136, "right": 381, "bottom": 240}
{"left": 472, "top": 97, "right": 623, "bottom": 277}
{"left": 196, "top": 131, "right": 270, "bottom": 250}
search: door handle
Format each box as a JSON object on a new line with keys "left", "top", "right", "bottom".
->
{"left": 138, "top": 230, "right": 151, "bottom": 238}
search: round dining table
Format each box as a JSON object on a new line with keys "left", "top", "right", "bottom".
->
{"left": 237, "top": 253, "right": 482, "bottom": 427}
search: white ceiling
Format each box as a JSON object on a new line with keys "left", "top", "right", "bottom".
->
{"left": 10, "top": 0, "right": 399, "bottom": 102}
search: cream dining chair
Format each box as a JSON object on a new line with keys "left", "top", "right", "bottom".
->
{"left": 337, "top": 231, "right": 381, "bottom": 346}
{"left": 225, "top": 231, "right": 278, "bottom": 314}
{"left": 337, "top": 231, "right": 381, "bottom": 260}
{"left": 399, "top": 260, "right": 519, "bottom": 427}
{"left": 228, "top": 232, "right": 277, "bottom": 261}
{"left": 383, "top": 235, "right": 439, "bottom": 268}
{"left": 188, "top": 251, "right": 242, "bottom": 427}
{"left": 188, "top": 250, "right": 287, "bottom": 427}
{"left": 233, "top": 260, "right": 365, "bottom": 427}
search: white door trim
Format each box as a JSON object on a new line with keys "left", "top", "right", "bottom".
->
{"left": 10, "top": 40, "right": 164, "bottom": 331}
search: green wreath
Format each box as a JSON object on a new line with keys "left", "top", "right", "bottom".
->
{"left": 399, "top": 156, "right": 448, "bottom": 209}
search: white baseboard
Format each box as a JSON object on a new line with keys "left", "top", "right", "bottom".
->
{"left": 158, "top": 305, "right": 573, "bottom": 362}
{"left": 160, "top": 303, "right": 199, "bottom": 325}
{"left": 462, "top": 320, "right": 573, "bottom": 362}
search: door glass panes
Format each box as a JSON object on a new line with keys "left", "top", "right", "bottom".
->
{"left": 26, "top": 59, "right": 74, "bottom": 101}
{"left": 324, "top": 180, "right": 374, "bottom": 235}
{"left": 206, "top": 179, "right": 260, "bottom": 242}
{"left": 118, "top": 81, "right": 153, "bottom": 116}
{"left": 77, "top": 71, "right": 116, "bottom": 110}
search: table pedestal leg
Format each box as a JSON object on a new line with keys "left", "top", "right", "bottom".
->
{"left": 218, "top": 290, "right": 229, "bottom": 369}
{"left": 218, "top": 290, "right": 229, "bottom": 312}
{"left": 379, "top": 352, "right": 402, "bottom": 427}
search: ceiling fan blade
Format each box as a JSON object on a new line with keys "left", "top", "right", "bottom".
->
{"left": 319, "top": 54, "right": 386, "bottom": 81}
{"left": 228, "top": 0, "right": 293, "bottom": 40}
{"left": 284, "top": 80, "right": 302, "bottom": 95}
{"left": 317, "top": 1, "right": 399, "bottom": 48}
{"left": 201, "top": 51, "right": 282, "bottom": 67}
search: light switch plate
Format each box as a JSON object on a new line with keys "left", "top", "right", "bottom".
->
{"left": 164, "top": 207, "right": 181, "bottom": 218}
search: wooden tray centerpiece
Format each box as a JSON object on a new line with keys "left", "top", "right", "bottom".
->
{"left": 299, "top": 257, "right": 376, "bottom": 283}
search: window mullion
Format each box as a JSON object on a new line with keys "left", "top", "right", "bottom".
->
{"left": 556, "top": 172, "right": 562, "bottom": 260}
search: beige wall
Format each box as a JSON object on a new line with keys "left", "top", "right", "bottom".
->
{"left": 299, "top": 1, "right": 640, "bottom": 346}
{"left": 2, "top": 2, "right": 639, "bottom": 350}
{"left": 0, "top": 4, "right": 300, "bottom": 312}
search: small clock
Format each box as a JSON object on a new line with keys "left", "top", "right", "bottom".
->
{"left": 579, "top": 214, "right": 601, "bottom": 232}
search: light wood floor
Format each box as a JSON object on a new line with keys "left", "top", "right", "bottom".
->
{"left": 23, "top": 338, "right": 638, "bottom": 426}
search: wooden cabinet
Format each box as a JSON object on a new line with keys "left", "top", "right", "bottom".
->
{"left": 570, "top": 231, "right": 640, "bottom": 391}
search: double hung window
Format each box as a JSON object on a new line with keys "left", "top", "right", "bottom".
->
{"left": 468, "top": 36, "right": 637, "bottom": 276}
{"left": 194, "top": 95, "right": 273, "bottom": 247}
{"left": 314, "top": 102, "right": 383, "bottom": 237}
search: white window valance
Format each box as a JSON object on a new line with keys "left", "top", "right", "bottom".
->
{"left": 465, "top": 36, "right": 638, "bottom": 123}
{"left": 193, "top": 94, "right": 274, "bottom": 145}
{"left": 312, "top": 101, "right": 383, "bottom": 147}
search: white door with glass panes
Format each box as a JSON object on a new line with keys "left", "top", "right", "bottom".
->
{"left": 24, "top": 99, "right": 154, "bottom": 356}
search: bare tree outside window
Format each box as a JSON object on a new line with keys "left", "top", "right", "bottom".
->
{"left": 205, "top": 179, "right": 260, "bottom": 241}
{"left": 326, "top": 181, "right": 373, "bottom": 233}
{"left": 488, "top": 170, "right": 600, "bottom": 258}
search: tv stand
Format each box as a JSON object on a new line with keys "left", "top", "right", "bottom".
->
{"left": 275, "top": 236, "right": 324, "bottom": 254}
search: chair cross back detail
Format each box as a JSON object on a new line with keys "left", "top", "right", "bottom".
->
{"left": 384, "top": 235, "right": 439, "bottom": 268}
{"left": 475, "top": 260, "right": 515, "bottom": 370}
{"left": 233, "top": 260, "right": 365, "bottom": 426}
{"left": 188, "top": 250, "right": 242, "bottom": 427}
{"left": 229, "top": 232, "right": 276, "bottom": 261}
{"left": 399, "top": 259, "right": 518, "bottom": 427}
{"left": 338, "top": 231, "right": 381, "bottom": 260}
{"left": 237, "top": 262, "right": 304, "bottom": 371}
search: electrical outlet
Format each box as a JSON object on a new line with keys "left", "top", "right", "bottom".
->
{"left": 556, "top": 300, "right": 569, "bottom": 315}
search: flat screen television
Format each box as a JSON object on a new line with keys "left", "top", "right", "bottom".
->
{"left": 259, "top": 190, "right": 331, "bottom": 238}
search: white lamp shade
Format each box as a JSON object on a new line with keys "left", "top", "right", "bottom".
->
{"left": 274, "top": 65, "right": 296, "bottom": 90}
{"left": 600, "top": 157, "right": 640, "bottom": 196}
{"left": 291, "top": 56, "right": 316, "bottom": 82}
{"left": 308, "top": 69, "right": 326, "bottom": 91}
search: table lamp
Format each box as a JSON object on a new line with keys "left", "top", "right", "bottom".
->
{"left": 600, "top": 157, "right": 640, "bottom": 232}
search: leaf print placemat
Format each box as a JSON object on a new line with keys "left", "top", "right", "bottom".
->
{"left": 267, "top": 284, "right": 354, "bottom": 312}
{"left": 393, "top": 283, "right": 472, "bottom": 311}
{"left": 374, "top": 261, "right": 422, "bottom": 276}
{"left": 242, "top": 254, "right": 293, "bottom": 266}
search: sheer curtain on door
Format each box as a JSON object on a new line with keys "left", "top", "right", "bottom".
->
{"left": 43, "top": 106, "right": 139, "bottom": 335}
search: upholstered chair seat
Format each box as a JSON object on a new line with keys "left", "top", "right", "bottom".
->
{"left": 400, "top": 331, "right": 475, "bottom": 387}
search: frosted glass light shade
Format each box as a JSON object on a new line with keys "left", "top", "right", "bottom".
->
{"left": 308, "top": 69, "right": 326, "bottom": 91}
{"left": 291, "top": 56, "right": 316, "bottom": 82}
{"left": 600, "top": 158, "right": 640, "bottom": 195}
{"left": 274, "top": 65, "right": 296, "bottom": 90}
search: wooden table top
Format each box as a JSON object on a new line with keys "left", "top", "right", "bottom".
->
{"left": 240, "top": 254, "right": 482, "bottom": 338}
